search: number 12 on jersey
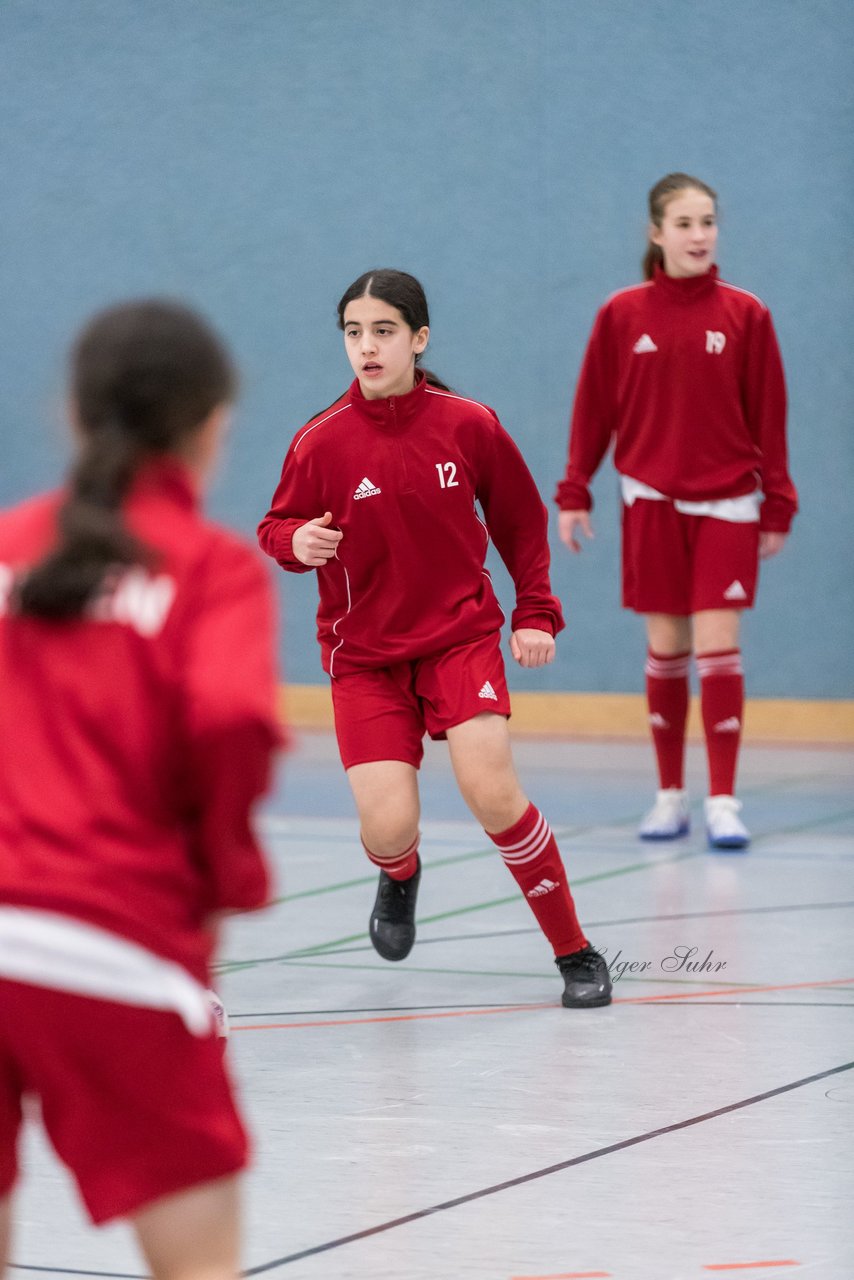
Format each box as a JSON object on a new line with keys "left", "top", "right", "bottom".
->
{"left": 435, "top": 462, "right": 459, "bottom": 488}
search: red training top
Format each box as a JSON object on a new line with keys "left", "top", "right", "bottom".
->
{"left": 258, "top": 373, "right": 564, "bottom": 677}
{"left": 0, "top": 458, "right": 284, "bottom": 985}
{"left": 554, "top": 266, "right": 798, "bottom": 532}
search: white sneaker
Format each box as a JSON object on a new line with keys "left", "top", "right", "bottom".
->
{"left": 638, "top": 789, "right": 690, "bottom": 840}
{"left": 705, "top": 795, "right": 750, "bottom": 851}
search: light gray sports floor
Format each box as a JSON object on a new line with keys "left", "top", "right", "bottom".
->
{"left": 10, "top": 730, "right": 854, "bottom": 1279}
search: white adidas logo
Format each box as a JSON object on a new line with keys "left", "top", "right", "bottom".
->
{"left": 527, "top": 878, "right": 559, "bottom": 898}
{"left": 633, "top": 333, "right": 658, "bottom": 354}
{"left": 649, "top": 712, "right": 669, "bottom": 729}
{"left": 723, "top": 580, "right": 747, "bottom": 601}
{"left": 478, "top": 680, "right": 498, "bottom": 701}
{"left": 713, "top": 717, "right": 741, "bottom": 733}
{"left": 353, "top": 476, "right": 381, "bottom": 500}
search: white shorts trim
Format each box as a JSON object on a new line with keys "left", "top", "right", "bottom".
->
{"left": 620, "top": 475, "right": 761, "bottom": 524}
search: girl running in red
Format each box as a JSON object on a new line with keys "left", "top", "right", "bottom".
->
{"left": 259, "top": 269, "right": 610, "bottom": 1010}
{"left": 555, "top": 173, "right": 798, "bottom": 849}
{"left": 0, "top": 301, "right": 283, "bottom": 1280}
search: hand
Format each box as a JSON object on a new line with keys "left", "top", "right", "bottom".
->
{"left": 558, "top": 509, "right": 594, "bottom": 553}
{"left": 292, "top": 512, "right": 343, "bottom": 566}
{"left": 510, "top": 628, "right": 555, "bottom": 669}
{"left": 759, "top": 531, "right": 787, "bottom": 559}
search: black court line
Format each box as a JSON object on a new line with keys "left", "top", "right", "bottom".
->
{"left": 10, "top": 1267, "right": 141, "bottom": 1278}
{"left": 229, "top": 997, "right": 854, "bottom": 1019}
{"left": 241, "top": 1059, "right": 854, "bottom": 1275}
{"left": 15, "top": 1062, "right": 853, "bottom": 1280}
{"left": 226, "top": 900, "right": 854, "bottom": 966}
{"left": 229, "top": 1001, "right": 529, "bottom": 1018}
{"left": 366, "top": 899, "right": 854, "bottom": 952}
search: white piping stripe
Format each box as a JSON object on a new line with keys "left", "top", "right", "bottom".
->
{"left": 606, "top": 281, "right": 654, "bottom": 303}
{"left": 717, "top": 280, "right": 767, "bottom": 309}
{"left": 328, "top": 558, "right": 352, "bottom": 680}
{"left": 424, "top": 387, "right": 495, "bottom": 419}
{"left": 294, "top": 403, "right": 351, "bottom": 452}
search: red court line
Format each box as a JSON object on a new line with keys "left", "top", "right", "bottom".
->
{"left": 704, "top": 1263, "right": 800, "bottom": 1272}
{"left": 511, "top": 1273, "right": 611, "bottom": 1279}
{"left": 231, "top": 977, "right": 853, "bottom": 1033}
{"left": 618, "top": 977, "right": 854, "bottom": 1004}
{"left": 232, "top": 1002, "right": 554, "bottom": 1031}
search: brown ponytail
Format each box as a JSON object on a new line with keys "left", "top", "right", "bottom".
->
{"left": 16, "top": 299, "right": 236, "bottom": 620}
{"left": 642, "top": 172, "right": 718, "bottom": 280}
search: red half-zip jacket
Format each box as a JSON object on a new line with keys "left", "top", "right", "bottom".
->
{"left": 0, "top": 458, "right": 284, "bottom": 985}
{"left": 555, "top": 266, "right": 798, "bottom": 532}
{"left": 258, "top": 373, "right": 564, "bottom": 676}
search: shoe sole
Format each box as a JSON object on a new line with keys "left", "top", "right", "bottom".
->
{"left": 707, "top": 838, "right": 750, "bottom": 852}
{"left": 639, "top": 822, "right": 690, "bottom": 841}
{"left": 561, "top": 993, "right": 613, "bottom": 1008}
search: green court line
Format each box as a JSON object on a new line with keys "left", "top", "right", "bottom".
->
{"left": 216, "top": 846, "right": 700, "bottom": 974}
{"left": 264, "top": 790, "right": 854, "bottom": 909}
{"left": 220, "top": 797, "right": 854, "bottom": 976}
{"left": 753, "top": 805, "right": 854, "bottom": 839}
{"left": 265, "top": 822, "right": 604, "bottom": 906}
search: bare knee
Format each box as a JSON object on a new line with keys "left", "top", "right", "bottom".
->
{"left": 645, "top": 613, "right": 691, "bottom": 654}
{"left": 347, "top": 761, "right": 420, "bottom": 856}
{"left": 446, "top": 715, "right": 527, "bottom": 833}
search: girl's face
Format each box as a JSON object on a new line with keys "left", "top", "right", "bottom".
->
{"left": 343, "top": 294, "right": 429, "bottom": 400}
{"left": 650, "top": 189, "right": 718, "bottom": 278}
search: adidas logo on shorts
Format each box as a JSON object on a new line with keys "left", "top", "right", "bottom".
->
{"left": 723, "top": 579, "right": 748, "bottom": 601}
{"left": 478, "top": 680, "right": 498, "bottom": 700}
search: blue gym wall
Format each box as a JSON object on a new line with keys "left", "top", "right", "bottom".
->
{"left": 1, "top": 1, "right": 851, "bottom": 698}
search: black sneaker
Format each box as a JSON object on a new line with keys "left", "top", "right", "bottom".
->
{"left": 555, "top": 944, "right": 612, "bottom": 1008}
{"left": 369, "top": 856, "right": 421, "bottom": 961}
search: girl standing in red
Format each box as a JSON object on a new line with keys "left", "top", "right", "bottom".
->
{"left": 0, "top": 301, "right": 283, "bottom": 1279}
{"left": 555, "top": 173, "right": 797, "bottom": 849}
{"left": 259, "top": 269, "right": 610, "bottom": 1009}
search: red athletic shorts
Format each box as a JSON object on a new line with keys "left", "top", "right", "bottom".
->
{"left": 0, "top": 978, "right": 249, "bottom": 1225}
{"left": 331, "top": 631, "right": 511, "bottom": 769}
{"left": 622, "top": 499, "right": 759, "bottom": 615}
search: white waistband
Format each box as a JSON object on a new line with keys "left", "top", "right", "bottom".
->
{"left": 0, "top": 907, "right": 214, "bottom": 1036}
{"left": 620, "top": 475, "right": 762, "bottom": 523}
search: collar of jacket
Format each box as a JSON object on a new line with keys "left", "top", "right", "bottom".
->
{"left": 129, "top": 455, "right": 200, "bottom": 509}
{"left": 653, "top": 262, "right": 719, "bottom": 302}
{"left": 347, "top": 369, "right": 428, "bottom": 431}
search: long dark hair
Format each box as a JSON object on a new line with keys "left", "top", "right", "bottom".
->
{"left": 337, "top": 269, "right": 451, "bottom": 391}
{"left": 16, "top": 299, "right": 236, "bottom": 620}
{"left": 642, "top": 172, "right": 718, "bottom": 280}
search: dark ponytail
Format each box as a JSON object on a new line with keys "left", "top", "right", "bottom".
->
{"left": 642, "top": 172, "right": 718, "bottom": 280}
{"left": 16, "top": 299, "right": 236, "bottom": 620}
{"left": 337, "top": 268, "right": 452, "bottom": 391}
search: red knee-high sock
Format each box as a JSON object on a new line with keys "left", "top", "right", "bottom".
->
{"left": 488, "top": 803, "right": 587, "bottom": 957}
{"left": 361, "top": 835, "right": 419, "bottom": 881}
{"left": 645, "top": 649, "right": 691, "bottom": 789}
{"left": 697, "top": 649, "right": 744, "bottom": 796}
